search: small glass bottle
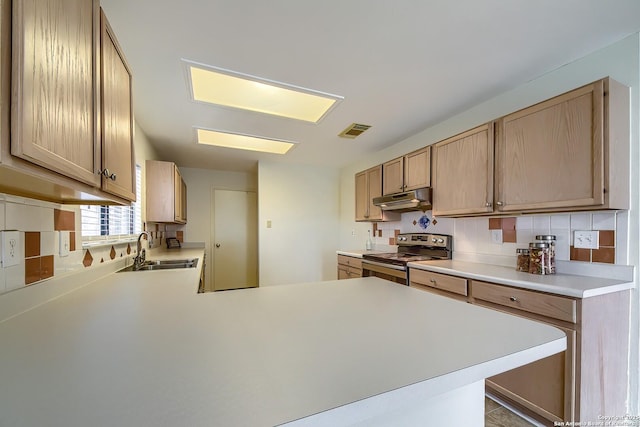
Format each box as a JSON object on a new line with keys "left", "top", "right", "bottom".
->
{"left": 528, "top": 242, "right": 550, "bottom": 275}
{"left": 535, "top": 235, "right": 556, "bottom": 274}
{"left": 365, "top": 230, "right": 373, "bottom": 250}
{"left": 516, "top": 248, "right": 530, "bottom": 272}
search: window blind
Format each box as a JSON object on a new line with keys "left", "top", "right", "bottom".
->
{"left": 81, "top": 165, "right": 142, "bottom": 241}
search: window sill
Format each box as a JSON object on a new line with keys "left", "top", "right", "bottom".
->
{"left": 82, "top": 237, "right": 138, "bottom": 249}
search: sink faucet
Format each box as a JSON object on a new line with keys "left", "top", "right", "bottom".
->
{"left": 133, "top": 232, "right": 153, "bottom": 270}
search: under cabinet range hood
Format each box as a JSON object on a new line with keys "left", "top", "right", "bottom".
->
{"left": 372, "top": 187, "right": 432, "bottom": 212}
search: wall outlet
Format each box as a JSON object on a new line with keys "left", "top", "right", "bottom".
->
{"left": 491, "top": 229, "right": 503, "bottom": 244}
{"left": 1, "top": 231, "right": 21, "bottom": 268}
{"left": 59, "top": 231, "right": 70, "bottom": 257}
{"left": 574, "top": 230, "right": 599, "bottom": 249}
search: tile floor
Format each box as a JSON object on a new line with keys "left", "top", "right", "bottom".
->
{"left": 485, "top": 397, "right": 537, "bottom": 427}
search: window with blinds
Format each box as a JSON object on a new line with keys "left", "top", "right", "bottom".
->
{"left": 81, "top": 165, "right": 142, "bottom": 241}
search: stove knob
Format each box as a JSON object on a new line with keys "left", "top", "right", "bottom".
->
{"left": 431, "top": 238, "right": 437, "bottom": 243}
{"left": 437, "top": 238, "right": 444, "bottom": 244}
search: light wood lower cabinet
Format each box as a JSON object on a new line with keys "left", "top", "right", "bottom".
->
{"left": 409, "top": 269, "right": 468, "bottom": 302}
{"left": 407, "top": 268, "right": 630, "bottom": 425}
{"left": 337, "top": 255, "right": 362, "bottom": 279}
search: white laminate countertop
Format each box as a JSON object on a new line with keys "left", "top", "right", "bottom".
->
{"left": 336, "top": 249, "right": 388, "bottom": 258}
{"left": 408, "top": 260, "right": 634, "bottom": 298}
{"left": 0, "top": 269, "right": 565, "bottom": 426}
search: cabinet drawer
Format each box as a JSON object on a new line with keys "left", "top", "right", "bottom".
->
{"left": 338, "top": 255, "right": 362, "bottom": 270}
{"left": 472, "top": 281, "right": 577, "bottom": 324}
{"left": 409, "top": 269, "right": 468, "bottom": 297}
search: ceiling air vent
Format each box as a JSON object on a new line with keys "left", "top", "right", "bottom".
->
{"left": 339, "top": 123, "right": 371, "bottom": 139}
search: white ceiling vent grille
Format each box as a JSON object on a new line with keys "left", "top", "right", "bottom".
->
{"left": 339, "top": 123, "right": 371, "bottom": 139}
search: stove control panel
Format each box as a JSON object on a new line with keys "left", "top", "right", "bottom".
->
{"left": 397, "top": 233, "right": 450, "bottom": 248}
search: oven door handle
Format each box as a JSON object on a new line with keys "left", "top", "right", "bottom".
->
{"left": 362, "top": 260, "right": 406, "bottom": 271}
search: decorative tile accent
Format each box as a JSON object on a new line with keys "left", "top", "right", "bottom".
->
{"left": 570, "top": 246, "right": 591, "bottom": 262}
{"left": 100, "top": 258, "right": 104, "bottom": 263}
{"left": 592, "top": 247, "right": 615, "bottom": 264}
{"left": 40, "top": 255, "right": 54, "bottom": 280}
{"left": 83, "top": 250, "right": 93, "bottom": 267}
{"left": 54, "top": 209, "right": 75, "bottom": 231}
{"left": 432, "top": 218, "right": 437, "bottom": 225}
{"left": 25, "top": 258, "right": 40, "bottom": 285}
{"left": 109, "top": 246, "right": 116, "bottom": 260}
{"left": 389, "top": 237, "right": 395, "bottom": 245}
{"left": 377, "top": 230, "right": 382, "bottom": 237}
{"left": 599, "top": 230, "right": 615, "bottom": 247}
{"left": 70, "top": 232, "right": 76, "bottom": 251}
{"left": 503, "top": 230, "right": 517, "bottom": 243}
{"left": 394, "top": 229, "right": 400, "bottom": 237}
{"left": 127, "top": 243, "right": 131, "bottom": 254}
{"left": 25, "top": 232, "right": 41, "bottom": 258}
{"left": 488, "top": 218, "right": 502, "bottom": 230}
{"left": 501, "top": 217, "right": 516, "bottom": 231}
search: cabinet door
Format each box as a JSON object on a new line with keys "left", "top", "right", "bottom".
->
{"left": 355, "top": 170, "right": 369, "bottom": 221}
{"left": 100, "top": 9, "right": 135, "bottom": 201}
{"left": 11, "top": 0, "right": 100, "bottom": 187}
{"left": 366, "top": 165, "right": 385, "bottom": 221}
{"left": 382, "top": 157, "right": 403, "bottom": 195}
{"left": 404, "top": 146, "right": 431, "bottom": 190}
{"left": 495, "top": 81, "right": 605, "bottom": 212}
{"left": 432, "top": 124, "right": 494, "bottom": 216}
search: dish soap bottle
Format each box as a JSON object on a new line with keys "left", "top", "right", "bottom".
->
{"left": 366, "top": 230, "right": 373, "bottom": 250}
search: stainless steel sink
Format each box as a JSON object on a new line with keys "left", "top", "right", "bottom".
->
{"left": 118, "top": 258, "right": 198, "bottom": 272}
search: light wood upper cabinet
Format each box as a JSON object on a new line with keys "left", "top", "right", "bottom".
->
{"left": 382, "top": 157, "right": 403, "bottom": 195}
{"left": 355, "top": 165, "right": 399, "bottom": 222}
{"left": 11, "top": 0, "right": 101, "bottom": 187}
{"left": 382, "top": 146, "right": 431, "bottom": 195}
{"left": 432, "top": 123, "right": 494, "bottom": 216}
{"left": 404, "top": 146, "right": 431, "bottom": 190}
{"left": 99, "top": 9, "right": 135, "bottom": 201}
{"left": 146, "top": 160, "right": 187, "bottom": 224}
{"left": 494, "top": 78, "right": 628, "bottom": 212}
{"left": 0, "top": 0, "right": 132, "bottom": 205}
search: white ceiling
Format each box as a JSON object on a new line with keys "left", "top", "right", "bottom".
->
{"left": 100, "top": 0, "right": 640, "bottom": 173}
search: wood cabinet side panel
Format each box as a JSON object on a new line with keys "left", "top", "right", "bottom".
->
{"left": 605, "top": 78, "right": 630, "bottom": 209}
{"left": 576, "top": 290, "right": 630, "bottom": 421}
{"left": 354, "top": 171, "right": 368, "bottom": 221}
{"left": 11, "top": 0, "right": 100, "bottom": 186}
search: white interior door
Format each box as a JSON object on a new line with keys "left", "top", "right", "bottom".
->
{"left": 212, "top": 189, "right": 258, "bottom": 291}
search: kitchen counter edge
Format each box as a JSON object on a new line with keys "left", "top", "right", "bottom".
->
{"left": 407, "top": 260, "right": 634, "bottom": 298}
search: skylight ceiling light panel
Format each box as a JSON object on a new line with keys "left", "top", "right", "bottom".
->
{"left": 196, "top": 128, "right": 297, "bottom": 155}
{"left": 185, "top": 60, "right": 343, "bottom": 123}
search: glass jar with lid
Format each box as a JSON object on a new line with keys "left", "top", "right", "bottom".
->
{"left": 529, "top": 242, "right": 550, "bottom": 275}
{"left": 516, "top": 248, "right": 530, "bottom": 272}
{"left": 535, "top": 235, "right": 556, "bottom": 274}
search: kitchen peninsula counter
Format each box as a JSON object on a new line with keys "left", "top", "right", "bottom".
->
{"left": 0, "top": 267, "right": 564, "bottom": 426}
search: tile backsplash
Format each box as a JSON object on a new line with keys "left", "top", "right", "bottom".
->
{"left": 0, "top": 194, "right": 144, "bottom": 294}
{"left": 370, "top": 210, "right": 627, "bottom": 266}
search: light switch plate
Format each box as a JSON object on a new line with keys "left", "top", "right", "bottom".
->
{"left": 59, "top": 231, "right": 70, "bottom": 257}
{"left": 490, "top": 229, "right": 503, "bottom": 244}
{"left": 1, "top": 231, "right": 21, "bottom": 268}
{"left": 574, "top": 230, "right": 599, "bottom": 249}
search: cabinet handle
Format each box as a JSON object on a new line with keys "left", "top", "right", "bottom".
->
{"left": 109, "top": 173, "right": 117, "bottom": 181}
{"left": 99, "top": 168, "right": 110, "bottom": 177}
{"left": 429, "top": 279, "right": 436, "bottom": 284}
{"left": 215, "top": 243, "right": 221, "bottom": 248}
{"left": 485, "top": 202, "right": 492, "bottom": 208}
{"left": 509, "top": 296, "right": 518, "bottom": 302}
{"left": 496, "top": 201, "right": 504, "bottom": 206}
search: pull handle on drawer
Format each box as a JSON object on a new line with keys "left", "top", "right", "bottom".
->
{"left": 509, "top": 296, "right": 518, "bottom": 302}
